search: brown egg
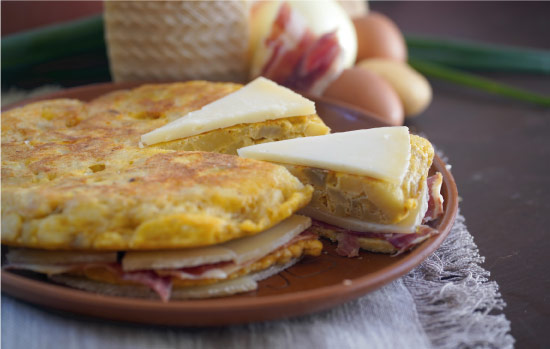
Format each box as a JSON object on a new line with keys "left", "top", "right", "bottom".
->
{"left": 358, "top": 59, "right": 433, "bottom": 117}
{"left": 353, "top": 12, "right": 407, "bottom": 62}
{"left": 323, "top": 67, "right": 404, "bottom": 125}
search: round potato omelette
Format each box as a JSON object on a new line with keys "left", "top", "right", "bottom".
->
{"left": 1, "top": 81, "right": 324, "bottom": 300}
{"left": 2, "top": 82, "right": 316, "bottom": 249}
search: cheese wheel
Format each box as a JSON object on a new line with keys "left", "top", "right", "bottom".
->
{"left": 104, "top": 1, "right": 249, "bottom": 82}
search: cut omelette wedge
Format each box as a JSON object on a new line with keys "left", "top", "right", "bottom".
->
{"left": 139, "top": 77, "right": 330, "bottom": 154}
{"left": 238, "top": 127, "right": 445, "bottom": 256}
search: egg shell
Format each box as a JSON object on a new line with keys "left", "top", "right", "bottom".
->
{"left": 358, "top": 59, "right": 432, "bottom": 117}
{"left": 353, "top": 12, "right": 407, "bottom": 62}
{"left": 323, "top": 67, "right": 404, "bottom": 125}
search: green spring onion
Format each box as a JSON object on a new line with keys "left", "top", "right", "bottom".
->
{"left": 409, "top": 58, "right": 550, "bottom": 107}
{"left": 2, "top": 15, "right": 109, "bottom": 87}
{"left": 406, "top": 35, "right": 550, "bottom": 75}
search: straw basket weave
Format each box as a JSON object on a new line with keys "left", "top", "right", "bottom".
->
{"left": 104, "top": 1, "right": 249, "bottom": 83}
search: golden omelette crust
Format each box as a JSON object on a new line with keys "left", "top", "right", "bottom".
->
{"left": 2, "top": 82, "right": 316, "bottom": 250}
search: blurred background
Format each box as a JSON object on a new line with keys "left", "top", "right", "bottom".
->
{"left": 2, "top": 1, "right": 549, "bottom": 348}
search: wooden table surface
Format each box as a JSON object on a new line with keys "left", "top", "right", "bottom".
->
{"left": 2, "top": 1, "right": 549, "bottom": 348}
{"left": 371, "top": 2, "right": 549, "bottom": 348}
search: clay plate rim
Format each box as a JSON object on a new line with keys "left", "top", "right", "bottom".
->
{"left": 1, "top": 82, "right": 458, "bottom": 326}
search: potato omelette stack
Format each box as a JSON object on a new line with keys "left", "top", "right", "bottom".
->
{"left": 1, "top": 81, "right": 326, "bottom": 301}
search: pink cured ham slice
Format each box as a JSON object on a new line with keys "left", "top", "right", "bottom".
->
{"left": 423, "top": 172, "right": 444, "bottom": 223}
{"left": 258, "top": 2, "right": 342, "bottom": 93}
{"left": 335, "top": 232, "right": 360, "bottom": 258}
{"left": 261, "top": 3, "right": 315, "bottom": 83}
{"left": 284, "top": 31, "right": 341, "bottom": 92}
{"left": 313, "top": 220, "right": 439, "bottom": 257}
{"left": 119, "top": 268, "right": 173, "bottom": 302}
{"left": 77, "top": 263, "right": 174, "bottom": 303}
{"left": 315, "top": 173, "right": 445, "bottom": 257}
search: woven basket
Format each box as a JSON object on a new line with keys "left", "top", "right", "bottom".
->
{"left": 104, "top": 1, "right": 250, "bottom": 83}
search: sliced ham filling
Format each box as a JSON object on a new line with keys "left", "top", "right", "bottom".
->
{"left": 423, "top": 172, "right": 444, "bottom": 223}
{"left": 118, "top": 269, "right": 173, "bottom": 302}
{"left": 317, "top": 174, "right": 445, "bottom": 257}
{"left": 157, "top": 230, "right": 318, "bottom": 280}
{"left": 4, "top": 230, "right": 317, "bottom": 302}
{"left": 259, "top": 2, "right": 342, "bottom": 93}
{"left": 261, "top": 2, "right": 316, "bottom": 83}
{"left": 319, "top": 220, "right": 439, "bottom": 257}
{"left": 284, "top": 31, "right": 342, "bottom": 93}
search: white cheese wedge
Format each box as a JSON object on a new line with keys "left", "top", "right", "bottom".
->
{"left": 238, "top": 127, "right": 411, "bottom": 185}
{"left": 302, "top": 184, "right": 429, "bottom": 234}
{"left": 123, "top": 246, "right": 237, "bottom": 272}
{"left": 140, "top": 77, "right": 316, "bottom": 146}
{"left": 122, "top": 215, "right": 311, "bottom": 271}
{"left": 223, "top": 214, "right": 311, "bottom": 264}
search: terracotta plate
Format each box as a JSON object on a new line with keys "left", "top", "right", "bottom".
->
{"left": 1, "top": 82, "right": 458, "bottom": 326}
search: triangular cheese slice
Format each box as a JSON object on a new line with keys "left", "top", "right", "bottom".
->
{"left": 141, "top": 77, "right": 316, "bottom": 146}
{"left": 238, "top": 127, "right": 411, "bottom": 185}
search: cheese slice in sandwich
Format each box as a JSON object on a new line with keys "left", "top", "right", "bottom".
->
{"left": 141, "top": 77, "right": 330, "bottom": 154}
{"left": 5, "top": 215, "right": 322, "bottom": 301}
{"left": 238, "top": 127, "right": 445, "bottom": 256}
